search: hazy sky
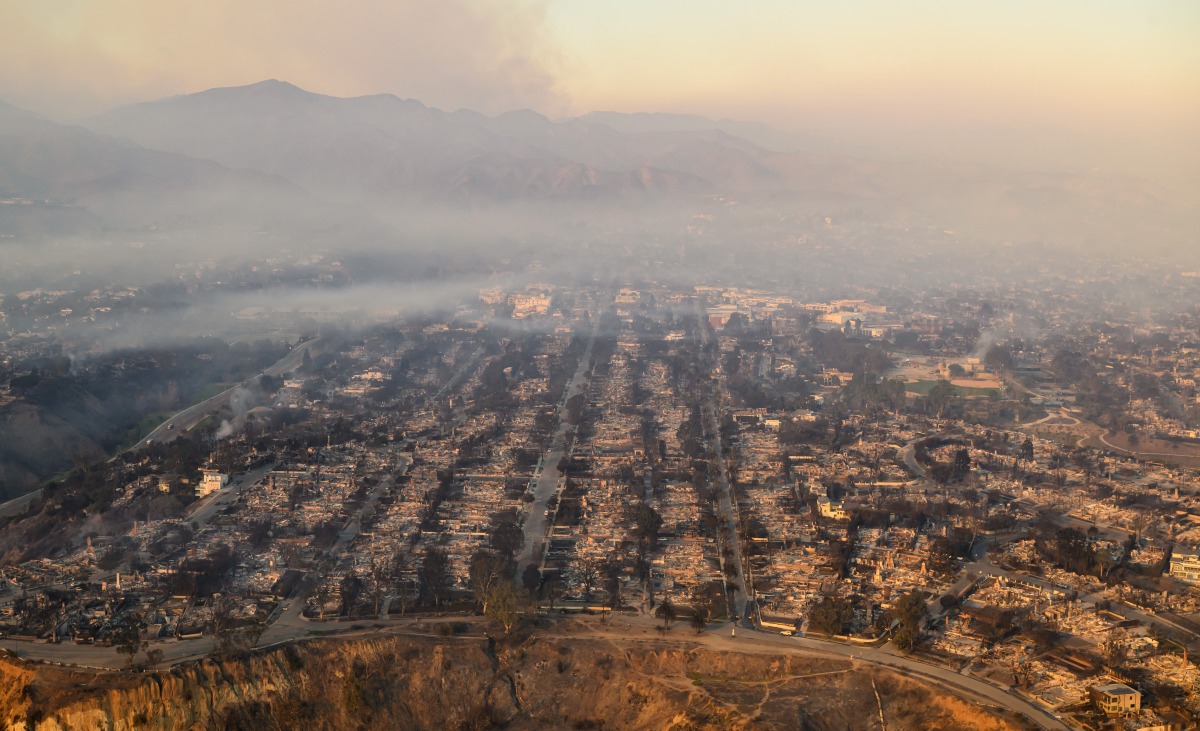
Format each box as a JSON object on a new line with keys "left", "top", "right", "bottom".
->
{"left": 2, "top": 0, "right": 1197, "bottom": 184}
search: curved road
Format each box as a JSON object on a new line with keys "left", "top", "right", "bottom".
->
{"left": 126, "top": 337, "right": 322, "bottom": 452}
{"left": 899, "top": 439, "right": 929, "bottom": 480}
{"left": 0, "top": 614, "right": 1067, "bottom": 729}
{"left": 748, "top": 630, "right": 1067, "bottom": 730}
{"left": 1, "top": 340, "right": 322, "bottom": 517}
{"left": 0, "top": 488, "right": 42, "bottom": 519}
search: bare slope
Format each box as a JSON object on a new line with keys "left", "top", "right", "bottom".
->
{"left": 0, "top": 630, "right": 1031, "bottom": 731}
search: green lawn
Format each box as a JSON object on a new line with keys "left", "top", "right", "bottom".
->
{"left": 903, "top": 379, "right": 940, "bottom": 395}
{"left": 114, "top": 382, "right": 232, "bottom": 451}
{"left": 904, "top": 380, "right": 999, "bottom": 398}
{"left": 193, "top": 382, "right": 233, "bottom": 402}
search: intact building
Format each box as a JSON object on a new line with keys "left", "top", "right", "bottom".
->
{"left": 817, "top": 495, "right": 848, "bottom": 521}
{"left": 1090, "top": 683, "right": 1141, "bottom": 716}
{"left": 1169, "top": 547, "right": 1200, "bottom": 584}
{"left": 197, "top": 469, "right": 229, "bottom": 498}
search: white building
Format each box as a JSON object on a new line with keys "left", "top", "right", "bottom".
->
{"left": 197, "top": 469, "right": 229, "bottom": 498}
{"left": 1169, "top": 547, "right": 1200, "bottom": 583}
{"left": 1090, "top": 683, "right": 1140, "bottom": 716}
{"left": 817, "top": 496, "right": 848, "bottom": 521}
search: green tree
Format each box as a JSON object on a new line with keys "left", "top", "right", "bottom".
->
{"left": 927, "top": 380, "right": 955, "bottom": 418}
{"left": 574, "top": 559, "right": 602, "bottom": 602}
{"left": 984, "top": 344, "right": 1015, "bottom": 372}
{"left": 489, "top": 511, "right": 524, "bottom": 559}
{"left": 891, "top": 590, "right": 928, "bottom": 654}
{"left": 469, "top": 551, "right": 512, "bottom": 614}
{"left": 691, "top": 609, "right": 708, "bottom": 635}
{"left": 807, "top": 596, "right": 852, "bottom": 636}
{"left": 635, "top": 505, "right": 663, "bottom": 543}
{"left": 390, "top": 552, "right": 411, "bottom": 616}
{"left": 602, "top": 558, "right": 624, "bottom": 609}
{"left": 521, "top": 564, "right": 542, "bottom": 596}
{"left": 145, "top": 648, "right": 164, "bottom": 669}
{"left": 109, "top": 613, "right": 146, "bottom": 667}
{"left": 658, "top": 598, "right": 677, "bottom": 631}
{"left": 1020, "top": 437, "right": 1035, "bottom": 464}
{"left": 565, "top": 393, "right": 587, "bottom": 425}
{"left": 419, "top": 549, "right": 453, "bottom": 607}
{"left": 894, "top": 591, "right": 927, "bottom": 626}
{"left": 1051, "top": 527, "right": 1092, "bottom": 573}
{"left": 485, "top": 584, "right": 519, "bottom": 634}
{"left": 893, "top": 623, "right": 922, "bottom": 654}
{"left": 339, "top": 572, "right": 365, "bottom": 616}
{"left": 953, "top": 448, "right": 971, "bottom": 480}
{"left": 927, "top": 536, "right": 958, "bottom": 575}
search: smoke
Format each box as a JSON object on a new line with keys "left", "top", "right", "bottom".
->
{"left": 0, "top": 0, "right": 566, "bottom": 121}
{"left": 971, "top": 330, "right": 998, "bottom": 360}
{"left": 41, "top": 276, "right": 512, "bottom": 356}
{"left": 214, "top": 386, "right": 258, "bottom": 440}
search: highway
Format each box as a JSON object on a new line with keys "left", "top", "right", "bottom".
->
{"left": 0, "top": 339, "right": 320, "bottom": 521}
{"left": 0, "top": 488, "right": 42, "bottom": 519}
{"left": 126, "top": 337, "right": 322, "bottom": 452}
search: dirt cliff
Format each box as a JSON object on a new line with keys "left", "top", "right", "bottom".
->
{"left": 0, "top": 628, "right": 1032, "bottom": 730}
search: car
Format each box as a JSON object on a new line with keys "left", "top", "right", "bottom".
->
{"left": 780, "top": 630, "right": 793, "bottom": 636}
{"left": 166, "top": 423, "right": 174, "bottom": 430}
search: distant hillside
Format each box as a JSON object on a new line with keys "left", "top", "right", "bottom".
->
{"left": 84, "top": 80, "right": 708, "bottom": 203}
{"left": 0, "top": 97, "right": 361, "bottom": 239}
{"left": 79, "top": 80, "right": 1193, "bottom": 250}
{"left": 576, "top": 110, "right": 829, "bottom": 153}
{"left": 0, "top": 81, "right": 1186, "bottom": 251}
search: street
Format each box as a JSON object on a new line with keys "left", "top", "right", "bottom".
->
{"left": 515, "top": 329, "right": 595, "bottom": 578}
{"left": 0, "top": 613, "right": 1068, "bottom": 729}
{"left": 694, "top": 302, "right": 750, "bottom": 621}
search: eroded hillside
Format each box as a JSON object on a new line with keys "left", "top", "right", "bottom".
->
{"left": 0, "top": 629, "right": 1032, "bottom": 731}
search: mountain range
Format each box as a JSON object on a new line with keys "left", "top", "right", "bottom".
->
{"left": 0, "top": 79, "right": 1193, "bottom": 251}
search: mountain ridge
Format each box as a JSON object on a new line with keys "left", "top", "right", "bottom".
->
{"left": 0, "top": 81, "right": 1189, "bottom": 251}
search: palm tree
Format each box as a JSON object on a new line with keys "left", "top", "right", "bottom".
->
{"left": 690, "top": 609, "right": 708, "bottom": 635}
{"left": 1048, "top": 450, "right": 1069, "bottom": 487}
{"left": 659, "top": 599, "right": 677, "bottom": 631}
